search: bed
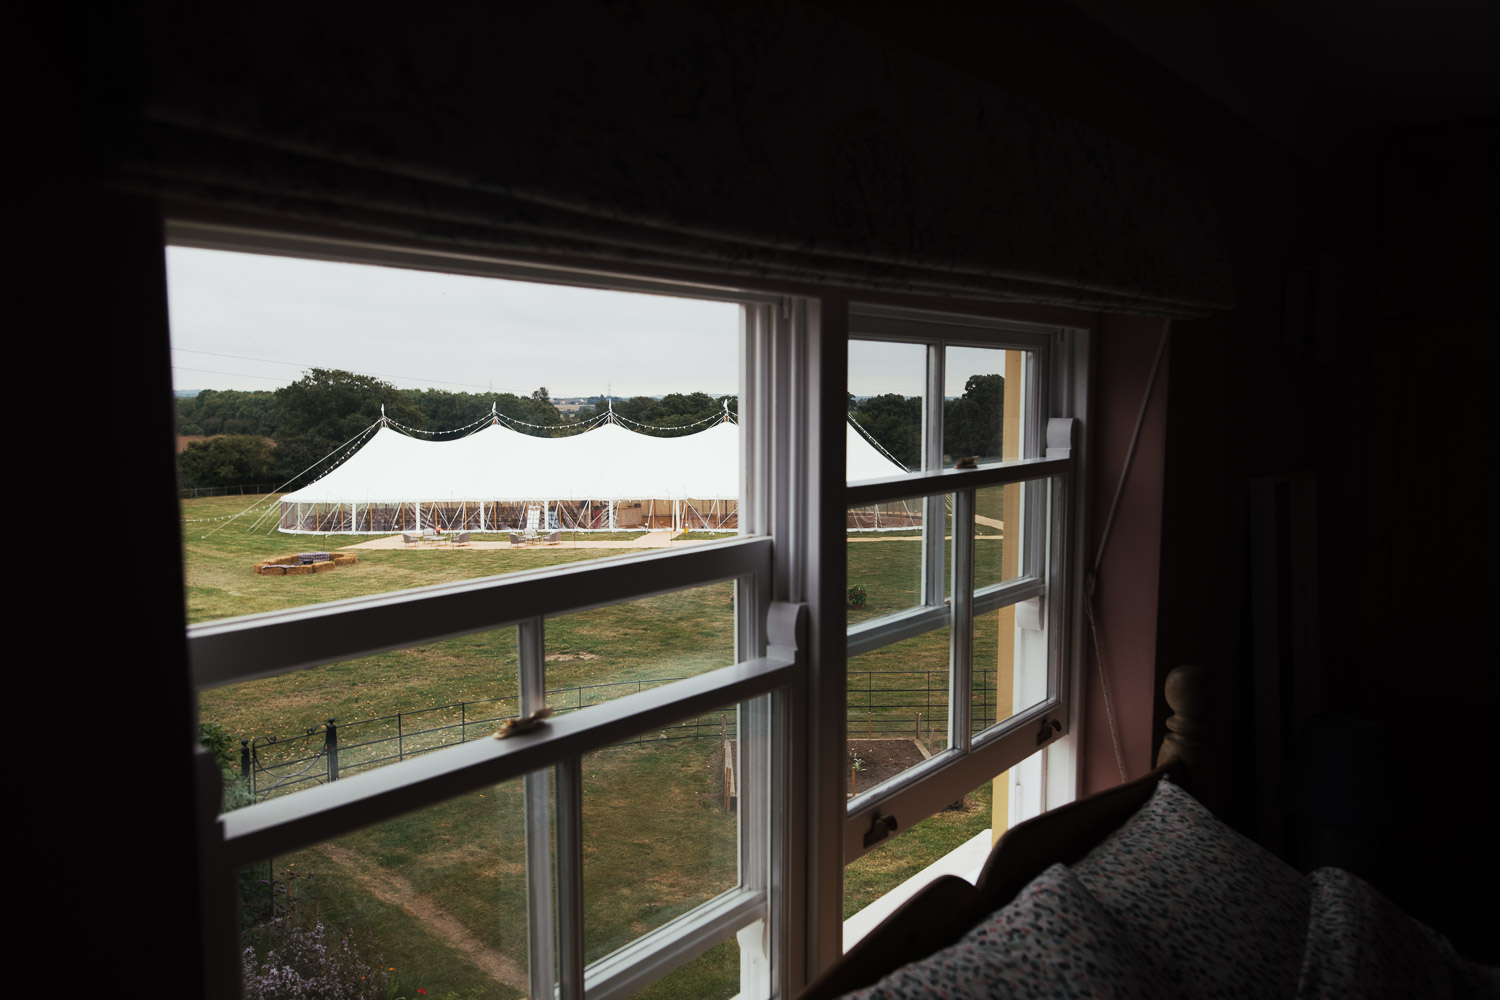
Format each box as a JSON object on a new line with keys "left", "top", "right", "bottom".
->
{"left": 798, "top": 666, "right": 1497, "bottom": 1000}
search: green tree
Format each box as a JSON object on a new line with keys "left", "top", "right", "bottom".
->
{"left": 850, "top": 393, "right": 921, "bottom": 469}
{"left": 177, "top": 435, "right": 278, "bottom": 489}
{"left": 510, "top": 391, "right": 567, "bottom": 433}
{"left": 176, "top": 388, "right": 279, "bottom": 438}
{"left": 273, "top": 369, "right": 422, "bottom": 483}
{"left": 401, "top": 388, "right": 494, "bottom": 433}
{"left": 944, "top": 373, "right": 1004, "bottom": 460}
{"left": 603, "top": 392, "right": 731, "bottom": 435}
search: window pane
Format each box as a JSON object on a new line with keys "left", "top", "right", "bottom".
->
{"left": 846, "top": 501, "right": 929, "bottom": 625}
{"left": 943, "top": 346, "right": 1029, "bottom": 467}
{"left": 169, "top": 247, "right": 744, "bottom": 625}
{"left": 973, "top": 480, "right": 1040, "bottom": 590}
{"left": 238, "top": 779, "right": 534, "bottom": 1000}
{"left": 582, "top": 706, "right": 741, "bottom": 966}
{"left": 545, "top": 582, "right": 737, "bottom": 712}
{"left": 848, "top": 340, "right": 924, "bottom": 478}
{"left": 847, "top": 625, "right": 951, "bottom": 795}
{"left": 972, "top": 601, "right": 1049, "bottom": 743}
{"left": 202, "top": 626, "right": 521, "bottom": 806}
{"left": 843, "top": 775, "right": 993, "bottom": 923}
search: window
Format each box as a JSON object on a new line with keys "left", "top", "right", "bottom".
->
{"left": 178, "top": 224, "right": 1089, "bottom": 998}
{"left": 839, "top": 306, "right": 1085, "bottom": 880}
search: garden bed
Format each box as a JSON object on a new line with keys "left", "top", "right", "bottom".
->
{"left": 847, "top": 737, "right": 929, "bottom": 795}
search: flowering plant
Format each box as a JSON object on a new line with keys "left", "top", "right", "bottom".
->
{"left": 847, "top": 584, "right": 868, "bottom": 609}
{"left": 240, "top": 873, "right": 389, "bottom": 1000}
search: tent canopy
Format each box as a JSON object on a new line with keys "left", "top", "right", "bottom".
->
{"left": 280, "top": 419, "right": 903, "bottom": 506}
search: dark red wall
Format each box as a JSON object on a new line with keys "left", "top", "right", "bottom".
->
{"left": 1081, "top": 315, "right": 1171, "bottom": 794}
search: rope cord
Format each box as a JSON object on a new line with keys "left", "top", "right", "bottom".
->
{"left": 847, "top": 413, "right": 912, "bottom": 473}
{"left": 200, "top": 420, "right": 381, "bottom": 538}
{"left": 287, "top": 422, "right": 383, "bottom": 490}
{"left": 1085, "top": 318, "right": 1171, "bottom": 784}
{"left": 182, "top": 503, "right": 278, "bottom": 523}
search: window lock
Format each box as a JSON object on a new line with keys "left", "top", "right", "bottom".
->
{"left": 862, "top": 811, "right": 899, "bottom": 848}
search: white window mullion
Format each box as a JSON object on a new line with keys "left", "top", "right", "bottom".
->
{"left": 556, "top": 756, "right": 586, "bottom": 1000}
{"left": 950, "top": 488, "right": 976, "bottom": 755}
{"left": 920, "top": 344, "right": 945, "bottom": 606}
{"left": 802, "top": 293, "right": 846, "bottom": 985}
{"left": 519, "top": 616, "right": 556, "bottom": 1000}
{"left": 740, "top": 303, "right": 771, "bottom": 542}
{"left": 519, "top": 616, "right": 546, "bottom": 717}
{"left": 1046, "top": 329, "right": 1090, "bottom": 812}
{"left": 738, "top": 693, "right": 774, "bottom": 999}
{"left": 524, "top": 772, "right": 555, "bottom": 1000}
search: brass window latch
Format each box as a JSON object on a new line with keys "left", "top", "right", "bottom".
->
{"left": 863, "top": 811, "right": 898, "bottom": 847}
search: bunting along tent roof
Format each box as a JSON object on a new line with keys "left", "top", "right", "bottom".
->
{"left": 279, "top": 419, "right": 903, "bottom": 506}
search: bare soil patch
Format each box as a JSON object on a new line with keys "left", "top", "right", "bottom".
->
{"left": 846, "top": 738, "right": 928, "bottom": 795}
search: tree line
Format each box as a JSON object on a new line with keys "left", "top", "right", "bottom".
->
{"left": 848, "top": 373, "right": 1004, "bottom": 470}
{"left": 175, "top": 369, "right": 739, "bottom": 489}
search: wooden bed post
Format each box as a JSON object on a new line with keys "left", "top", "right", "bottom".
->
{"left": 1155, "top": 663, "right": 1222, "bottom": 815}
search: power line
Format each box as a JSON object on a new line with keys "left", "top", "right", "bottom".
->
{"left": 172, "top": 366, "right": 296, "bottom": 384}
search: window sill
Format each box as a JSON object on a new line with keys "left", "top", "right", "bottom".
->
{"left": 841, "top": 827, "right": 994, "bottom": 952}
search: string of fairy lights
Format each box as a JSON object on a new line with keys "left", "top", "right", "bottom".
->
{"left": 382, "top": 400, "right": 733, "bottom": 437}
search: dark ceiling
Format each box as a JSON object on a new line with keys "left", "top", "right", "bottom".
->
{"left": 1066, "top": 0, "right": 1500, "bottom": 163}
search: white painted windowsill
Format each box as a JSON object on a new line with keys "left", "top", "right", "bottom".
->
{"left": 841, "top": 828, "right": 994, "bottom": 952}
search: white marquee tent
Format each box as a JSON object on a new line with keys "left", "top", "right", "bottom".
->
{"left": 278, "top": 419, "right": 906, "bottom": 534}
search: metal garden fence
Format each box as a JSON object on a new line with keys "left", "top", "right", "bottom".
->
{"left": 228, "top": 669, "right": 994, "bottom": 804}
{"left": 236, "top": 677, "right": 737, "bottom": 802}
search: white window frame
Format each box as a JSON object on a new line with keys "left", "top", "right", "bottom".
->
{"left": 838, "top": 304, "right": 1089, "bottom": 866}
{"left": 176, "top": 222, "right": 1091, "bottom": 999}
{"left": 178, "top": 221, "right": 827, "bottom": 1000}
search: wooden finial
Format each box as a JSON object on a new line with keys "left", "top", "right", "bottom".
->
{"left": 1157, "top": 664, "right": 1209, "bottom": 767}
{"left": 1156, "top": 663, "right": 1220, "bottom": 807}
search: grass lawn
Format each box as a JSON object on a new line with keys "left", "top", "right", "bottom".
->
{"left": 843, "top": 780, "right": 994, "bottom": 919}
{"left": 181, "top": 496, "right": 632, "bottom": 624}
{"left": 249, "top": 738, "right": 738, "bottom": 999}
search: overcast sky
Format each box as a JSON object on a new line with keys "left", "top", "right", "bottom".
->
{"left": 167, "top": 247, "right": 1005, "bottom": 400}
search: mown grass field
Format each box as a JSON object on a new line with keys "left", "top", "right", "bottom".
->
{"left": 184, "top": 490, "right": 1012, "bottom": 998}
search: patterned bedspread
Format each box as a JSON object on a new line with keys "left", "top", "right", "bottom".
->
{"left": 839, "top": 780, "right": 1497, "bottom": 999}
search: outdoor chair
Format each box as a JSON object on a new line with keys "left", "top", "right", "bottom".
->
{"left": 453, "top": 532, "right": 471, "bottom": 547}
{"left": 508, "top": 532, "right": 523, "bottom": 546}
{"left": 545, "top": 530, "right": 561, "bottom": 545}
{"left": 402, "top": 533, "right": 421, "bottom": 546}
